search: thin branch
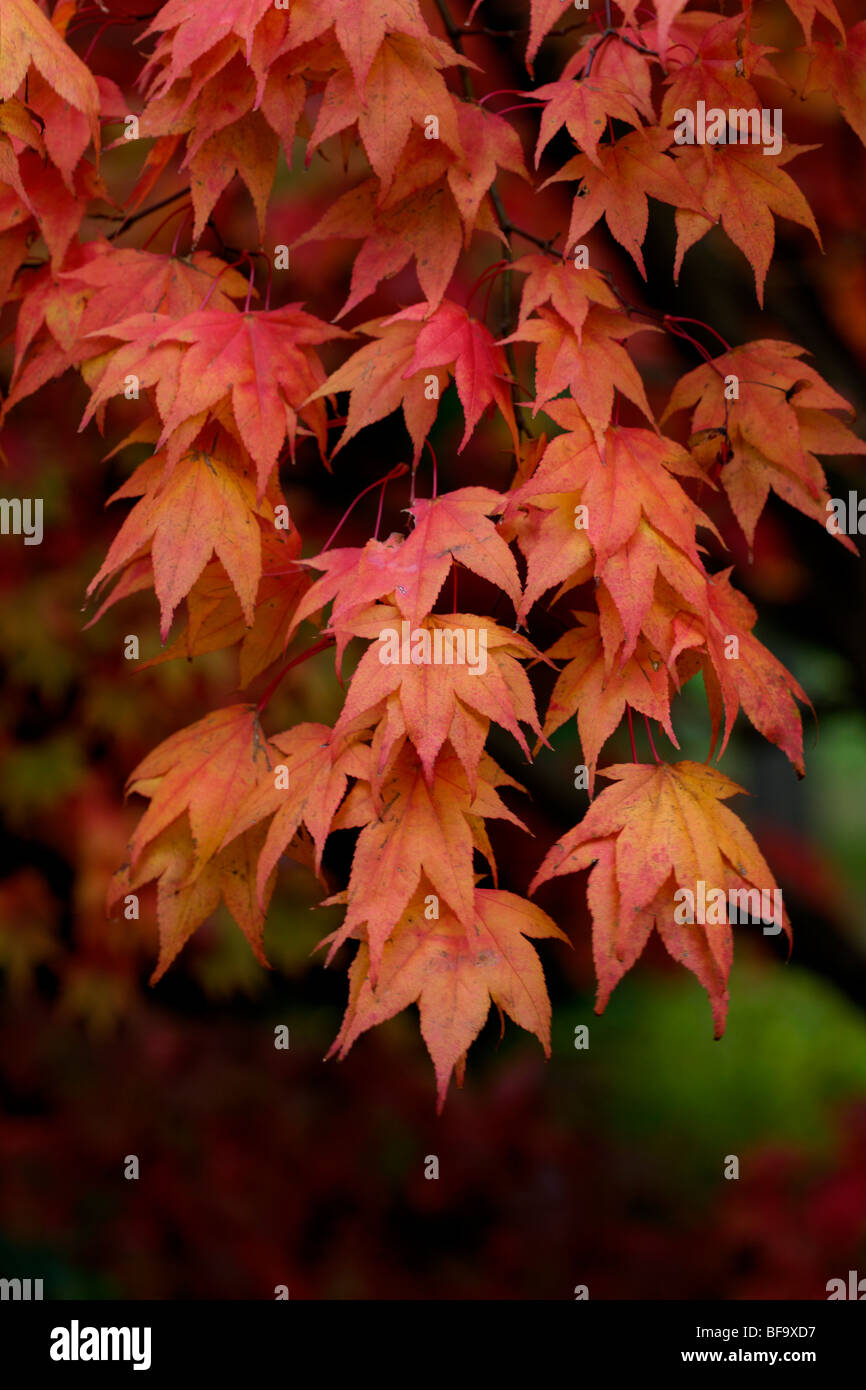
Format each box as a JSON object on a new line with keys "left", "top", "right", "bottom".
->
{"left": 256, "top": 638, "right": 336, "bottom": 714}
{"left": 108, "top": 189, "right": 192, "bottom": 241}
{"left": 509, "top": 225, "right": 559, "bottom": 253}
{"left": 432, "top": 0, "right": 475, "bottom": 99}
{"left": 459, "top": 26, "right": 524, "bottom": 37}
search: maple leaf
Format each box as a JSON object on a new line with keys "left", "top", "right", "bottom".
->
{"left": 220, "top": 723, "right": 369, "bottom": 905}
{"left": 139, "top": 526, "right": 310, "bottom": 688}
{"left": 63, "top": 245, "right": 251, "bottom": 335}
{"left": 446, "top": 101, "right": 529, "bottom": 235}
{"left": 294, "top": 167, "right": 464, "bottom": 320}
{"left": 290, "top": 486, "right": 521, "bottom": 645}
{"left": 386, "top": 299, "right": 519, "bottom": 454}
{"left": 307, "top": 35, "right": 464, "bottom": 196}
{"left": 25, "top": 67, "right": 92, "bottom": 189}
{"left": 323, "top": 742, "right": 527, "bottom": 978}
{"left": 137, "top": 30, "right": 308, "bottom": 224}
{"left": 328, "top": 883, "right": 568, "bottom": 1109}
{"left": 803, "top": 20, "right": 866, "bottom": 147}
{"left": 329, "top": 606, "right": 543, "bottom": 786}
{"left": 504, "top": 305, "right": 657, "bottom": 443}
{"left": 185, "top": 108, "right": 280, "bottom": 242}
{"left": 699, "top": 569, "right": 810, "bottom": 774}
{"left": 125, "top": 704, "right": 269, "bottom": 864}
{"left": 10, "top": 150, "right": 100, "bottom": 270}
{"left": 79, "top": 305, "right": 348, "bottom": 491}
{"left": 542, "top": 613, "right": 677, "bottom": 793}
{"left": 287, "top": 534, "right": 417, "bottom": 667}
{"left": 671, "top": 143, "right": 821, "bottom": 305}
{"left": 141, "top": 0, "right": 276, "bottom": 85}
{"left": 3, "top": 259, "right": 89, "bottom": 416}
{"left": 659, "top": 13, "right": 780, "bottom": 120}
{"left": 0, "top": 0, "right": 100, "bottom": 142}
{"left": 543, "top": 126, "right": 706, "bottom": 277}
{"left": 287, "top": 0, "right": 434, "bottom": 94}
{"left": 525, "top": 0, "right": 570, "bottom": 73}
{"left": 560, "top": 18, "right": 657, "bottom": 108}
{"left": 7, "top": 246, "right": 252, "bottom": 416}
{"left": 503, "top": 404, "right": 716, "bottom": 646}
{"left": 519, "top": 410, "right": 715, "bottom": 568}
{"left": 663, "top": 339, "right": 866, "bottom": 547}
{"left": 502, "top": 488, "right": 594, "bottom": 622}
{"left": 109, "top": 814, "right": 279, "bottom": 984}
{"left": 532, "top": 760, "right": 791, "bottom": 1037}
{"left": 599, "top": 519, "right": 711, "bottom": 662}
{"left": 86, "top": 446, "right": 273, "bottom": 642}
{"left": 395, "top": 486, "right": 522, "bottom": 624}
{"left": 304, "top": 313, "right": 445, "bottom": 465}
{"left": 530, "top": 70, "right": 647, "bottom": 170}
{"left": 512, "top": 253, "right": 618, "bottom": 338}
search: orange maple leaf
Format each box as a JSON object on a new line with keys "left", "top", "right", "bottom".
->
{"left": 663, "top": 339, "right": 866, "bottom": 546}
{"left": 672, "top": 143, "right": 821, "bottom": 305}
{"left": 387, "top": 299, "right": 519, "bottom": 454}
{"left": 307, "top": 35, "right": 464, "bottom": 196}
{"left": 0, "top": 0, "right": 100, "bottom": 141}
{"left": 323, "top": 742, "right": 527, "bottom": 978}
{"left": 109, "top": 816, "right": 281, "bottom": 984}
{"left": 532, "top": 760, "right": 791, "bottom": 1037}
{"left": 124, "top": 703, "right": 273, "bottom": 874}
{"left": 330, "top": 606, "right": 543, "bottom": 787}
{"left": 504, "top": 305, "right": 658, "bottom": 443}
{"left": 542, "top": 613, "right": 678, "bottom": 793}
{"left": 294, "top": 162, "right": 465, "bottom": 320}
{"left": 80, "top": 305, "right": 348, "bottom": 490}
{"left": 86, "top": 445, "right": 274, "bottom": 641}
{"left": 544, "top": 127, "right": 706, "bottom": 278}
{"left": 290, "top": 486, "right": 522, "bottom": 645}
{"left": 803, "top": 19, "right": 866, "bottom": 147}
{"left": 221, "top": 723, "right": 370, "bottom": 905}
{"left": 304, "top": 313, "right": 445, "bottom": 465}
{"left": 328, "top": 883, "right": 569, "bottom": 1110}
{"left": 139, "top": 526, "right": 309, "bottom": 688}
{"left": 530, "top": 70, "right": 647, "bottom": 170}
{"left": 512, "top": 253, "right": 618, "bottom": 338}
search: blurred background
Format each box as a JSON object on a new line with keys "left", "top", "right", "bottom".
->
{"left": 0, "top": 0, "right": 865, "bottom": 1299}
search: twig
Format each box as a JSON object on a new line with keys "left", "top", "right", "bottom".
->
{"left": 256, "top": 638, "right": 336, "bottom": 714}
{"left": 432, "top": 0, "right": 475, "bottom": 99}
{"left": 108, "top": 189, "right": 191, "bottom": 241}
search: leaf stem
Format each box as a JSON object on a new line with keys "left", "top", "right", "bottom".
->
{"left": 425, "top": 438, "right": 439, "bottom": 500}
{"left": 627, "top": 706, "right": 638, "bottom": 762}
{"left": 139, "top": 201, "right": 191, "bottom": 251}
{"left": 643, "top": 714, "right": 661, "bottom": 763}
{"left": 256, "top": 637, "right": 336, "bottom": 713}
{"left": 322, "top": 463, "right": 409, "bottom": 552}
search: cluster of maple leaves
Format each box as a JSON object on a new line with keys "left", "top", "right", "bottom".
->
{"left": 1, "top": 0, "right": 864, "bottom": 1106}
